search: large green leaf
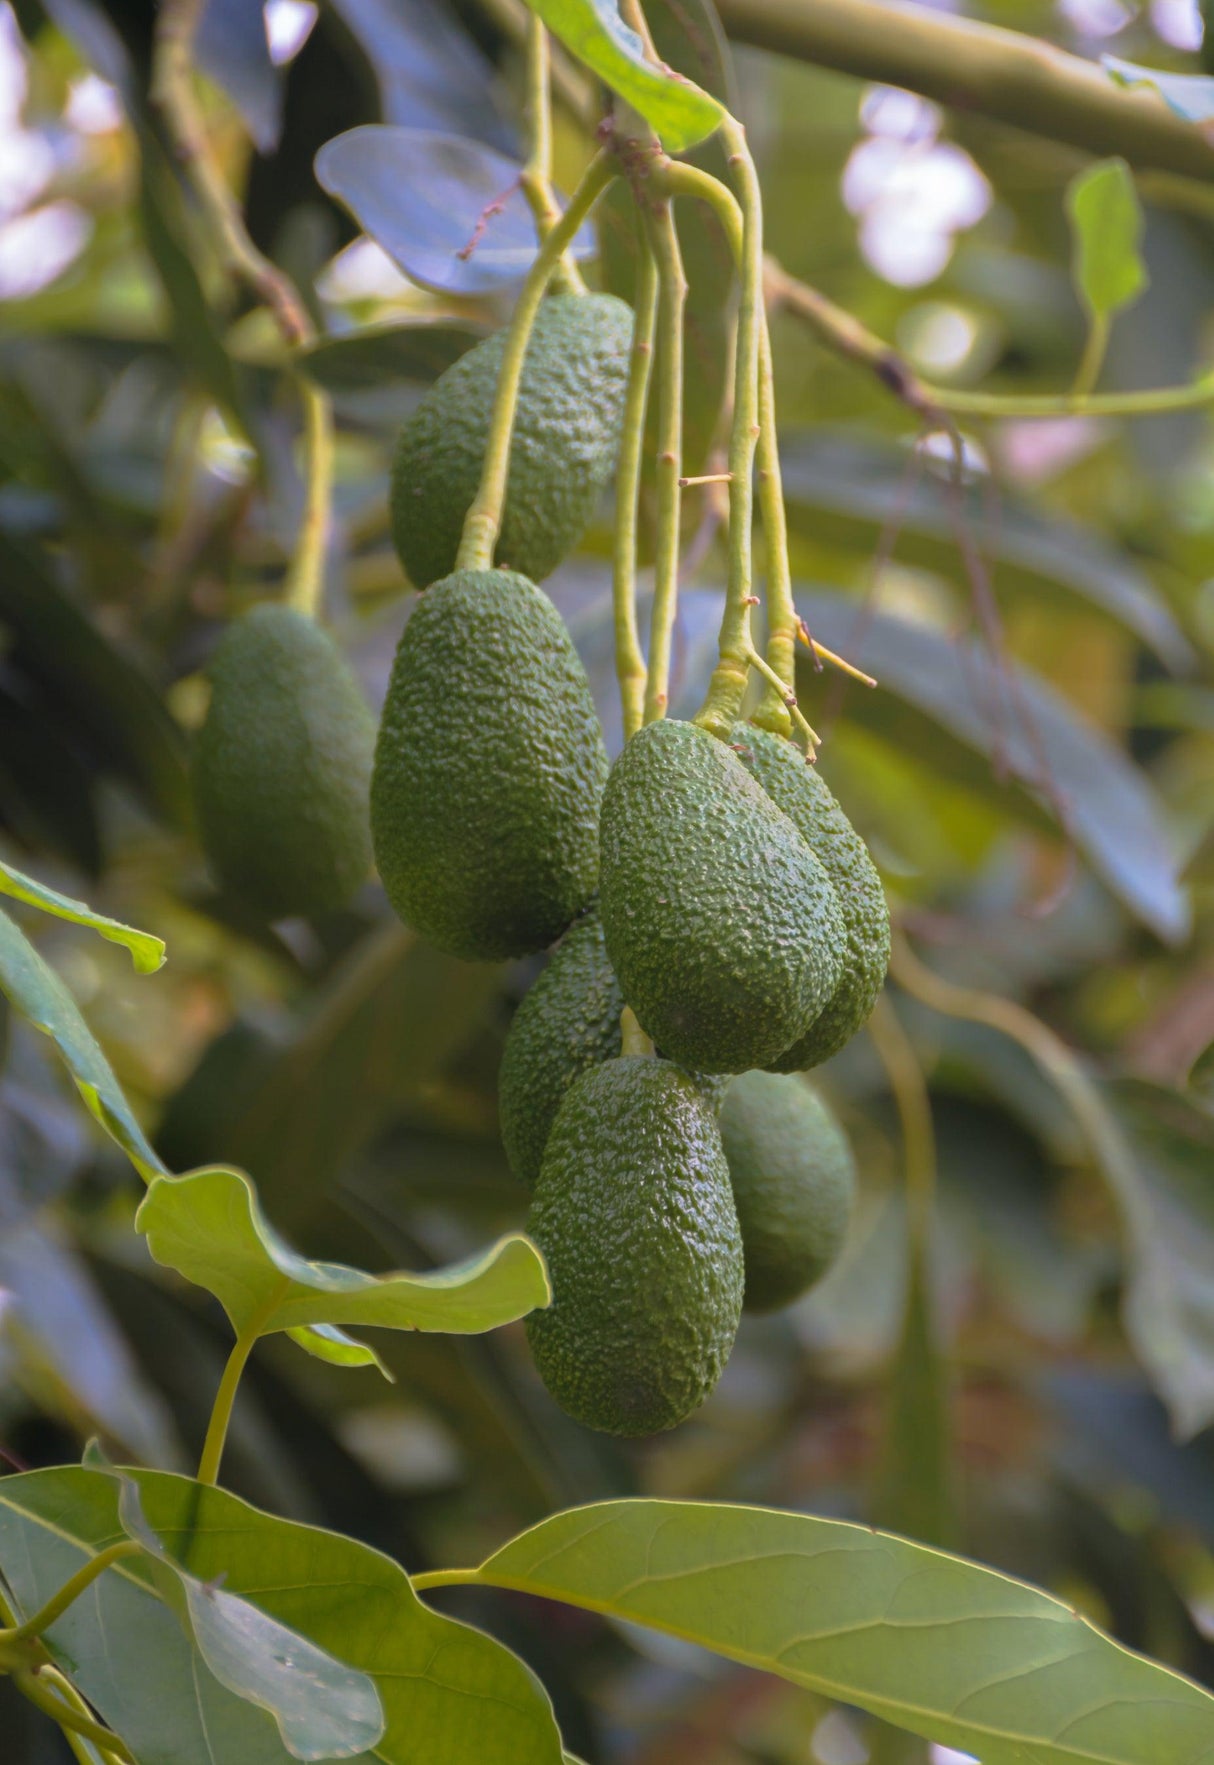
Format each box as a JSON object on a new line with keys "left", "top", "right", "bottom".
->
{"left": 519, "top": 0, "right": 725, "bottom": 151}
{"left": 792, "top": 590, "right": 1189, "bottom": 944}
{"left": 0, "top": 907, "right": 165, "bottom": 1180}
{"left": 463, "top": 1500, "right": 1214, "bottom": 1763}
{"left": 1066, "top": 159, "right": 1147, "bottom": 322}
{"left": 297, "top": 320, "right": 484, "bottom": 392}
{"left": 136, "top": 1164, "right": 549, "bottom": 1349}
{"left": 778, "top": 433, "right": 1194, "bottom": 672}
{"left": 0, "top": 860, "right": 165, "bottom": 974}
{"left": 0, "top": 1465, "right": 566, "bottom": 1765}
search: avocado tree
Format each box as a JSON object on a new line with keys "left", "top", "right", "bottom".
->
{"left": 2, "top": 0, "right": 1214, "bottom": 1760}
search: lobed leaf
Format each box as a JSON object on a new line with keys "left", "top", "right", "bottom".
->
{"left": 0, "top": 859, "right": 165, "bottom": 973}
{"left": 468, "top": 1499, "right": 1214, "bottom": 1764}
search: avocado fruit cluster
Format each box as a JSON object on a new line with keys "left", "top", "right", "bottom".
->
{"left": 191, "top": 604, "right": 375, "bottom": 920}
{"left": 391, "top": 293, "right": 632, "bottom": 589}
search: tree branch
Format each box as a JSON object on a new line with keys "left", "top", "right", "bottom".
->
{"left": 713, "top": 0, "right": 1214, "bottom": 185}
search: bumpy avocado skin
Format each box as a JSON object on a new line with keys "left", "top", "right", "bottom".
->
{"left": 526, "top": 1057, "right": 744, "bottom": 1435}
{"left": 718, "top": 1069, "right": 856, "bottom": 1313}
{"left": 371, "top": 568, "right": 608, "bottom": 960}
{"left": 391, "top": 294, "right": 633, "bottom": 589}
{"left": 731, "top": 723, "right": 889, "bottom": 1070}
{"left": 191, "top": 604, "right": 375, "bottom": 919}
{"left": 599, "top": 720, "right": 846, "bottom": 1074}
{"left": 499, "top": 908, "right": 624, "bottom": 1189}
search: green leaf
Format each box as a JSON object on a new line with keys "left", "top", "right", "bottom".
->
{"left": 519, "top": 0, "right": 725, "bottom": 151}
{"left": 0, "top": 907, "right": 166, "bottom": 1180}
{"left": 468, "top": 1500, "right": 1214, "bottom": 1763}
{"left": 0, "top": 1464, "right": 566, "bottom": 1765}
{"left": 135, "top": 1164, "right": 550, "bottom": 1357}
{"left": 0, "top": 860, "right": 165, "bottom": 974}
{"left": 1065, "top": 158, "right": 1147, "bottom": 321}
{"left": 872, "top": 1246, "right": 954, "bottom": 1550}
{"left": 1103, "top": 56, "right": 1214, "bottom": 124}
{"left": 297, "top": 320, "right": 484, "bottom": 392}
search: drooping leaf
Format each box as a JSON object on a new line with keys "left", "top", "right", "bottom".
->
{"left": 792, "top": 589, "right": 1190, "bottom": 944}
{"left": 328, "top": 0, "right": 517, "bottom": 151}
{"left": 1103, "top": 56, "right": 1214, "bottom": 124}
{"left": 0, "top": 907, "right": 166, "bottom": 1180}
{"left": 872, "top": 1245, "right": 954, "bottom": 1550}
{"left": 0, "top": 860, "right": 165, "bottom": 974}
{"left": 1066, "top": 158, "right": 1147, "bottom": 321}
{"left": 466, "top": 1499, "right": 1214, "bottom": 1763}
{"left": 520, "top": 0, "right": 725, "bottom": 151}
{"left": 198, "top": 0, "right": 284, "bottom": 154}
{"left": 778, "top": 432, "right": 1194, "bottom": 672}
{"left": 315, "top": 126, "right": 595, "bottom": 296}
{"left": 297, "top": 320, "right": 484, "bottom": 392}
{"left": 136, "top": 1164, "right": 550, "bottom": 1350}
{"left": 0, "top": 1465, "right": 566, "bottom": 1765}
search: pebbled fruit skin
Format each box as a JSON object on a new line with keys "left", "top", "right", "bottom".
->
{"left": 731, "top": 723, "right": 889, "bottom": 1070}
{"left": 499, "top": 908, "right": 624, "bottom": 1189}
{"left": 526, "top": 1056, "right": 743, "bottom": 1435}
{"left": 391, "top": 294, "right": 633, "bottom": 589}
{"left": 191, "top": 604, "right": 375, "bottom": 919}
{"left": 718, "top": 1069, "right": 856, "bottom": 1313}
{"left": 599, "top": 719, "right": 846, "bottom": 1074}
{"left": 371, "top": 568, "right": 607, "bottom": 960}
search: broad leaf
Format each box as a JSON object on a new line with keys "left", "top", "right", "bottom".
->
{"left": 315, "top": 126, "right": 595, "bottom": 296}
{"left": 1066, "top": 159, "right": 1147, "bottom": 321}
{"left": 0, "top": 907, "right": 165, "bottom": 1180}
{"left": 1104, "top": 56, "right": 1214, "bottom": 124}
{"left": 468, "top": 1500, "right": 1214, "bottom": 1763}
{"left": 328, "top": 0, "right": 517, "bottom": 150}
{"left": 520, "top": 0, "right": 725, "bottom": 151}
{"left": 135, "top": 1164, "right": 550, "bottom": 1350}
{"left": 778, "top": 432, "right": 1193, "bottom": 672}
{"left": 0, "top": 860, "right": 165, "bottom": 974}
{"left": 872, "top": 1248, "right": 954, "bottom": 1549}
{"left": 298, "top": 320, "right": 484, "bottom": 392}
{"left": 198, "top": 0, "right": 283, "bottom": 154}
{"left": 792, "top": 590, "right": 1190, "bottom": 944}
{"left": 0, "top": 1465, "right": 566, "bottom": 1764}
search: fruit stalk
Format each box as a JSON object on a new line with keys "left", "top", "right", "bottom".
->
{"left": 284, "top": 375, "right": 334, "bottom": 620}
{"left": 520, "top": 15, "right": 586, "bottom": 296}
{"left": 456, "top": 149, "right": 618, "bottom": 572}
{"left": 613, "top": 234, "right": 657, "bottom": 738}
{"left": 641, "top": 196, "right": 687, "bottom": 726}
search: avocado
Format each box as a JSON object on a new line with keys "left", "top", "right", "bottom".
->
{"left": 731, "top": 723, "right": 889, "bottom": 1069}
{"left": 391, "top": 294, "right": 633, "bottom": 589}
{"left": 526, "top": 1056, "right": 743, "bottom": 1434}
{"left": 371, "top": 568, "right": 608, "bottom": 960}
{"left": 718, "top": 1069, "right": 855, "bottom": 1313}
{"left": 191, "top": 604, "right": 375, "bottom": 919}
{"left": 499, "top": 908, "right": 624, "bottom": 1189}
{"left": 599, "top": 719, "right": 846, "bottom": 1074}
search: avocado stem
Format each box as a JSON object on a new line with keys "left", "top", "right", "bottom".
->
{"left": 456, "top": 150, "right": 618, "bottom": 574}
{"left": 614, "top": 230, "right": 657, "bottom": 740}
{"left": 284, "top": 375, "right": 334, "bottom": 621}
{"left": 641, "top": 195, "right": 687, "bottom": 727}
{"left": 520, "top": 16, "right": 587, "bottom": 297}
{"left": 742, "top": 645, "right": 819, "bottom": 756}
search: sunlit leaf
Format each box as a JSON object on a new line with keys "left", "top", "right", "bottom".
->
{"left": 0, "top": 1465, "right": 566, "bottom": 1764}
{"left": 1103, "top": 56, "right": 1214, "bottom": 124}
{"left": 315, "top": 126, "right": 595, "bottom": 296}
{"left": 466, "top": 1499, "right": 1214, "bottom": 1763}
{"left": 520, "top": 0, "right": 725, "bottom": 150}
{"left": 136, "top": 1164, "right": 550, "bottom": 1353}
{"left": 0, "top": 860, "right": 165, "bottom": 974}
{"left": 1066, "top": 158, "right": 1147, "bottom": 321}
{"left": 0, "top": 907, "right": 165, "bottom": 1180}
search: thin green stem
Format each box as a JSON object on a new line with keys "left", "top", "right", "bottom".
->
{"left": 1071, "top": 312, "right": 1110, "bottom": 399}
{"left": 520, "top": 17, "right": 585, "bottom": 295}
{"left": 614, "top": 235, "right": 657, "bottom": 739}
{"left": 3, "top": 1544, "right": 140, "bottom": 1646}
{"left": 15, "top": 1670, "right": 134, "bottom": 1764}
{"left": 742, "top": 642, "right": 818, "bottom": 754}
{"left": 754, "top": 316, "right": 797, "bottom": 729}
{"left": 456, "top": 150, "right": 617, "bottom": 572}
{"left": 284, "top": 374, "right": 334, "bottom": 620}
{"left": 411, "top": 1568, "right": 483, "bottom": 1593}
{"left": 642, "top": 197, "right": 686, "bottom": 726}
{"left": 694, "top": 118, "right": 765, "bottom": 738}
{"left": 197, "top": 1328, "right": 259, "bottom": 1487}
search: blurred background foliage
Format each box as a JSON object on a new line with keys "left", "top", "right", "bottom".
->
{"left": 2, "top": 0, "right": 1214, "bottom": 1760}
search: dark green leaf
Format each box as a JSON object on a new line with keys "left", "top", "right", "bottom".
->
{"left": 1066, "top": 159, "right": 1147, "bottom": 321}
{"left": 872, "top": 1246, "right": 954, "bottom": 1549}
{"left": 297, "top": 320, "right": 484, "bottom": 392}
{"left": 0, "top": 860, "right": 165, "bottom": 973}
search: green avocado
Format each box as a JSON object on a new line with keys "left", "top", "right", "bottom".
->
{"left": 371, "top": 568, "right": 607, "bottom": 960}
{"left": 391, "top": 293, "right": 633, "bottom": 589}
{"left": 499, "top": 908, "right": 624, "bottom": 1189}
{"left": 191, "top": 604, "right": 375, "bottom": 919}
{"left": 526, "top": 1056, "right": 743, "bottom": 1435}
{"left": 718, "top": 1069, "right": 856, "bottom": 1313}
{"left": 599, "top": 719, "right": 846, "bottom": 1074}
{"left": 731, "top": 723, "right": 889, "bottom": 1069}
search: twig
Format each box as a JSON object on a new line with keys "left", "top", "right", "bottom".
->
{"left": 614, "top": 231, "right": 657, "bottom": 739}
{"left": 642, "top": 195, "right": 687, "bottom": 725}
{"left": 520, "top": 16, "right": 586, "bottom": 295}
